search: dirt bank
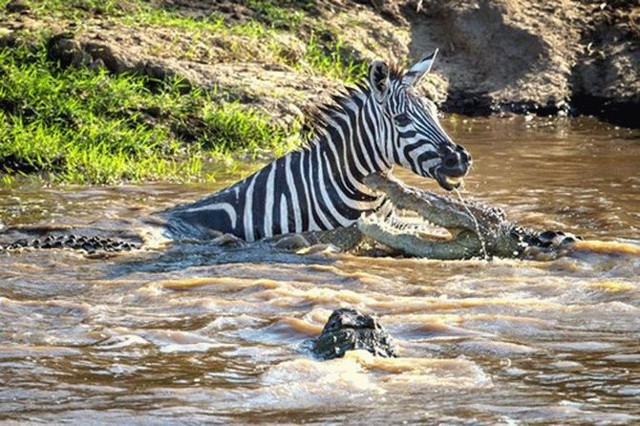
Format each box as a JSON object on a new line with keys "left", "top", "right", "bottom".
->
{"left": 401, "top": 0, "right": 639, "bottom": 126}
{"left": 2, "top": 0, "right": 638, "bottom": 128}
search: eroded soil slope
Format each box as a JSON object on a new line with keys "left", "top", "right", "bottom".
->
{"left": 402, "top": 0, "right": 638, "bottom": 125}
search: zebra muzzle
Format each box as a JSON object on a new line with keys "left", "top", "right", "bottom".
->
{"left": 444, "top": 176, "right": 463, "bottom": 187}
{"left": 434, "top": 168, "right": 466, "bottom": 191}
{"left": 435, "top": 144, "right": 471, "bottom": 190}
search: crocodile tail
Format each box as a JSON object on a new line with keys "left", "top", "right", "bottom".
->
{"left": 0, "top": 234, "right": 140, "bottom": 254}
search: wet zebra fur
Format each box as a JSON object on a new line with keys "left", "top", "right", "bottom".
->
{"left": 166, "top": 50, "right": 472, "bottom": 242}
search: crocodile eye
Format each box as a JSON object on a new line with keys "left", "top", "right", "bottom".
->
{"left": 394, "top": 113, "right": 412, "bottom": 127}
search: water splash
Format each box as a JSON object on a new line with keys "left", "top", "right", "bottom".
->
{"left": 454, "top": 188, "right": 489, "bottom": 260}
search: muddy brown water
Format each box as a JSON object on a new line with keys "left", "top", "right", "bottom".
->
{"left": 0, "top": 116, "right": 639, "bottom": 424}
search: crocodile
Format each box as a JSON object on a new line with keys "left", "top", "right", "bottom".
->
{"left": 353, "top": 172, "right": 580, "bottom": 260}
{"left": 0, "top": 225, "right": 142, "bottom": 254}
{"left": 0, "top": 234, "right": 139, "bottom": 254}
{"left": 307, "top": 308, "right": 398, "bottom": 360}
{"left": 0, "top": 173, "right": 580, "bottom": 259}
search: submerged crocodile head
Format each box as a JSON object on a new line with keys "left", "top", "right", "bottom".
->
{"left": 309, "top": 308, "right": 398, "bottom": 360}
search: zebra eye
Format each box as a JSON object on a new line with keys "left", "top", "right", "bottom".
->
{"left": 394, "top": 113, "right": 412, "bottom": 127}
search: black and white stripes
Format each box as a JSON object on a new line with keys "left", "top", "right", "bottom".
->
{"left": 169, "top": 51, "right": 472, "bottom": 241}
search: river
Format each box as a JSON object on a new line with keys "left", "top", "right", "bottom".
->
{"left": 1, "top": 116, "right": 639, "bottom": 424}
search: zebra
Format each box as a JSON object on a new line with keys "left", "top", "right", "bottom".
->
{"left": 166, "top": 50, "right": 472, "bottom": 242}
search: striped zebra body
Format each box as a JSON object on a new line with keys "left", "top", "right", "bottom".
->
{"left": 171, "top": 110, "right": 386, "bottom": 241}
{"left": 168, "top": 51, "right": 472, "bottom": 242}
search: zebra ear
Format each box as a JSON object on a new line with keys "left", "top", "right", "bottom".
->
{"left": 369, "top": 60, "right": 390, "bottom": 103}
{"left": 403, "top": 49, "right": 438, "bottom": 87}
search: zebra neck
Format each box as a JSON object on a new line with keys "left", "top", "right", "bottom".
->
{"left": 170, "top": 93, "right": 394, "bottom": 241}
{"left": 312, "top": 96, "right": 392, "bottom": 184}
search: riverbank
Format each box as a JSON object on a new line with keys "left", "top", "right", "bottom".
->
{"left": 1, "top": 0, "right": 637, "bottom": 183}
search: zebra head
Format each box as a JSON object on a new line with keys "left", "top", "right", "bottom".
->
{"left": 369, "top": 50, "right": 472, "bottom": 190}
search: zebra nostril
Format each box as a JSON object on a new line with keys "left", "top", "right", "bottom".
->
{"left": 456, "top": 144, "right": 471, "bottom": 164}
{"left": 443, "top": 153, "right": 459, "bottom": 169}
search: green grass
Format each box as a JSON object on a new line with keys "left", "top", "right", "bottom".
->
{"left": 21, "top": 0, "right": 304, "bottom": 31}
{"left": 10, "top": 0, "right": 366, "bottom": 82}
{"left": 200, "top": 102, "right": 299, "bottom": 155}
{"left": 0, "top": 42, "right": 299, "bottom": 184}
{"left": 244, "top": 0, "right": 306, "bottom": 30}
{"left": 302, "top": 32, "right": 368, "bottom": 84}
{"left": 0, "top": 0, "right": 370, "bottom": 184}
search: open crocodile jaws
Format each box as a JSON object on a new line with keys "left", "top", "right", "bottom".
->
{"left": 357, "top": 172, "right": 526, "bottom": 259}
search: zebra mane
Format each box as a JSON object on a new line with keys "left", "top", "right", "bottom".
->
{"left": 299, "top": 66, "right": 404, "bottom": 148}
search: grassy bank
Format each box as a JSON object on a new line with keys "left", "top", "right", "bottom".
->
{"left": 0, "top": 0, "right": 369, "bottom": 184}
{"left": 0, "top": 41, "right": 300, "bottom": 184}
